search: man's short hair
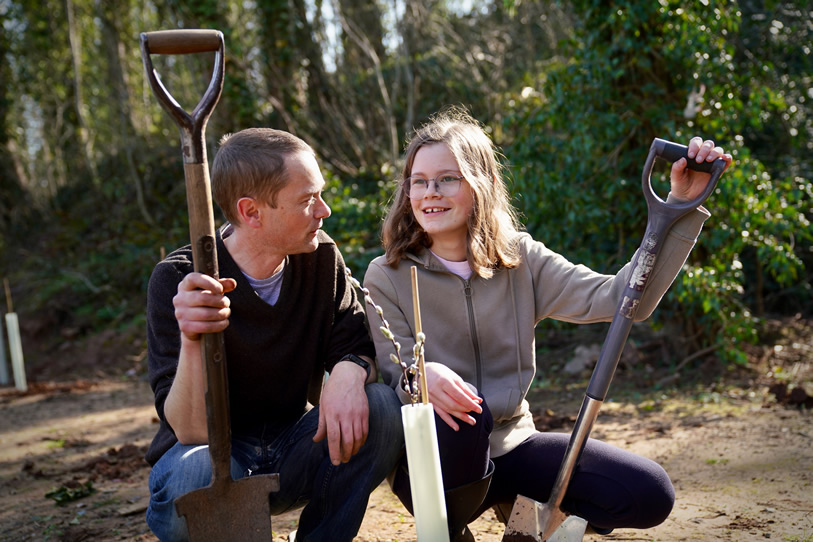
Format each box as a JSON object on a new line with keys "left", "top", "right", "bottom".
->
{"left": 211, "top": 128, "right": 315, "bottom": 224}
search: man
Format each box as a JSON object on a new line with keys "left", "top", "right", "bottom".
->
{"left": 145, "top": 128, "right": 404, "bottom": 542}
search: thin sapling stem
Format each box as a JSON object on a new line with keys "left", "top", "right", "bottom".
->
{"left": 345, "top": 268, "right": 420, "bottom": 402}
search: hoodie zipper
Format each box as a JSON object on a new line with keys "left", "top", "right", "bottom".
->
{"left": 463, "top": 279, "right": 483, "bottom": 391}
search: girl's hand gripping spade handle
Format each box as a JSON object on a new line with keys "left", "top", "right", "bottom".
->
{"left": 587, "top": 139, "right": 727, "bottom": 400}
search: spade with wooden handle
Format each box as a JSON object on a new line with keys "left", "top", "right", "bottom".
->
{"left": 140, "top": 29, "right": 279, "bottom": 541}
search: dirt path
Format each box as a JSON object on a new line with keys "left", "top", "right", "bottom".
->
{"left": 1, "top": 376, "right": 810, "bottom": 542}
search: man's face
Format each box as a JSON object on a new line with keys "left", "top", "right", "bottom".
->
{"left": 261, "top": 151, "right": 331, "bottom": 255}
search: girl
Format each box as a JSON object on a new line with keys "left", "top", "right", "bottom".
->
{"left": 363, "top": 107, "right": 732, "bottom": 540}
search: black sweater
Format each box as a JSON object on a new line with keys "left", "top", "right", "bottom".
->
{"left": 145, "top": 227, "right": 375, "bottom": 465}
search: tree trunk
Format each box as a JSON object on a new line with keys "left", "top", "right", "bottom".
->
{"left": 65, "top": 0, "right": 99, "bottom": 187}
{"left": 257, "top": 0, "right": 300, "bottom": 133}
{"left": 97, "top": 0, "right": 155, "bottom": 226}
{"left": 336, "top": 6, "right": 399, "bottom": 164}
{"left": 0, "top": 10, "right": 33, "bottom": 230}
{"left": 175, "top": 0, "right": 258, "bottom": 133}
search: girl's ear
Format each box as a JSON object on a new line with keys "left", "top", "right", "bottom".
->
{"left": 235, "top": 197, "right": 263, "bottom": 228}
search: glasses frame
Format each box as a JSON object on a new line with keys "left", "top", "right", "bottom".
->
{"left": 404, "top": 173, "right": 465, "bottom": 200}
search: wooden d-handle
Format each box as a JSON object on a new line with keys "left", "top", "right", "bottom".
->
{"left": 141, "top": 29, "right": 222, "bottom": 55}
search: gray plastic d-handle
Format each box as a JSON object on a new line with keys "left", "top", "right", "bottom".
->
{"left": 652, "top": 138, "right": 714, "bottom": 174}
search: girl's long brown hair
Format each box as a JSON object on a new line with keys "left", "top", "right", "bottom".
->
{"left": 381, "top": 107, "right": 522, "bottom": 278}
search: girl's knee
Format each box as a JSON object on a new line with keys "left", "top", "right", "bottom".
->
{"left": 641, "top": 464, "right": 675, "bottom": 526}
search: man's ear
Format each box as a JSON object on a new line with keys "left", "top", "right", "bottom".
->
{"left": 235, "top": 197, "right": 263, "bottom": 228}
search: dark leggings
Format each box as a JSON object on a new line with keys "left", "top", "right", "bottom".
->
{"left": 435, "top": 400, "right": 675, "bottom": 531}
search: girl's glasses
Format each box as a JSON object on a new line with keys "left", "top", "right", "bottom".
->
{"left": 404, "top": 174, "right": 464, "bottom": 200}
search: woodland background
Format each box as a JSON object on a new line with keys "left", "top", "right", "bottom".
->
{"left": 0, "top": 0, "right": 810, "bottom": 373}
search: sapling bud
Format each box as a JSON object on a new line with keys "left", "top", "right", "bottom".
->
{"left": 345, "top": 266, "right": 418, "bottom": 400}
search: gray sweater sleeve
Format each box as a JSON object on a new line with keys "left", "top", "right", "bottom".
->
{"left": 527, "top": 204, "right": 710, "bottom": 324}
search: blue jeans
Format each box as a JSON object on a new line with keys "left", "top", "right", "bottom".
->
{"left": 146, "top": 383, "right": 404, "bottom": 542}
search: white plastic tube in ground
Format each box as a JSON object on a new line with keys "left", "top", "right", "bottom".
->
{"left": 5, "top": 312, "right": 26, "bottom": 392}
{"left": 0, "top": 315, "right": 9, "bottom": 386}
{"left": 3, "top": 280, "right": 25, "bottom": 392}
{"left": 401, "top": 402, "right": 449, "bottom": 542}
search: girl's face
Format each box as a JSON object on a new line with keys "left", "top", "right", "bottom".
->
{"left": 408, "top": 143, "right": 474, "bottom": 253}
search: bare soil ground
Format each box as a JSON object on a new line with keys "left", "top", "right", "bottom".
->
{"left": 1, "top": 317, "right": 810, "bottom": 542}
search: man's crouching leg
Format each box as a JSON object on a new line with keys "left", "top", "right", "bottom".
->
{"left": 296, "top": 383, "right": 404, "bottom": 542}
{"left": 146, "top": 443, "right": 246, "bottom": 542}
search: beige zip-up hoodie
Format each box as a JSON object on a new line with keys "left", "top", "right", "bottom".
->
{"left": 363, "top": 205, "right": 709, "bottom": 457}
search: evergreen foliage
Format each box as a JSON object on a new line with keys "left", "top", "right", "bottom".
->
{"left": 503, "top": 0, "right": 811, "bottom": 362}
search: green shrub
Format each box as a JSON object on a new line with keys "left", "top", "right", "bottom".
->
{"left": 501, "top": 0, "right": 810, "bottom": 365}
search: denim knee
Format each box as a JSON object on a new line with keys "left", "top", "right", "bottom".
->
{"left": 363, "top": 383, "right": 404, "bottom": 458}
{"left": 146, "top": 443, "right": 245, "bottom": 541}
{"left": 146, "top": 444, "right": 212, "bottom": 541}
